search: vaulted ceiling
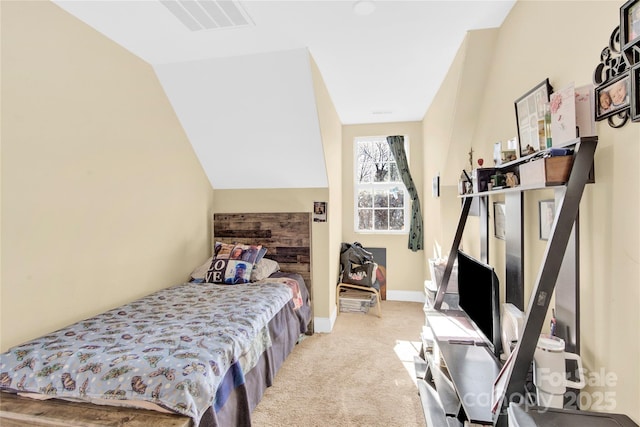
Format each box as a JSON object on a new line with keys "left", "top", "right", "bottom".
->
{"left": 53, "top": 0, "right": 515, "bottom": 189}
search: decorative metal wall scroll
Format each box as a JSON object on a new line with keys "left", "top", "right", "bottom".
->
{"left": 593, "top": 0, "right": 640, "bottom": 126}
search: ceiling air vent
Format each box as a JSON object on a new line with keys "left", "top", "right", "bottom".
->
{"left": 160, "top": 0, "right": 253, "bottom": 32}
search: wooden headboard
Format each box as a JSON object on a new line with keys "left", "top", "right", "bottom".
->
{"left": 213, "top": 212, "right": 312, "bottom": 332}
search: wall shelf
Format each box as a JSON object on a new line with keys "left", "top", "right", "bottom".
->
{"left": 458, "top": 136, "right": 597, "bottom": 199}
{"left": 460, "top": 183, "right": 567, "bottom": 198}
{"left": 429, "top": 136, "right": 598, "bottom": 425}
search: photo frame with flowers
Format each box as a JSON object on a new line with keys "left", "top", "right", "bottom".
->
{"left": 514, "top": 79, "right": 553, "bottom": 157}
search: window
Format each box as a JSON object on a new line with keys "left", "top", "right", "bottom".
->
{"left": 354, "top": 136, "right": 408, "bottom": 233}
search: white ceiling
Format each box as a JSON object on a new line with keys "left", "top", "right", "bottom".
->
{"left": 53, "top": 0, "right": 516, "bottom": 189}
{"left": 54, "top": 0, "right": 515, "bottom": 125}
{"left": 154, "top": 48, "right": 329, "bottom": 189}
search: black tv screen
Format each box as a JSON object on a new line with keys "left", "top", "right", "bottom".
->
{"left": 457, "top": 249, "right": 502, "bottom": 357}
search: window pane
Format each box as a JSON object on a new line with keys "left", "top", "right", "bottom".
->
{"left": 374, "top": 209, "right": 388, "bottom": 230}
{"left": 365, "top": 140, "right": 389, "bottom": 183}
{"left": 390, "top": 163, "right": 400, "bottom": 182}
{"left": 358, "top": 190, "right": 373, "bottom": 208}
{"left": 374, "top": 189, "right": 388, "bottom": 208}
{"left": 389, "top": 187, "right": 404, "bottom": 207}
{"left": 358, "top": 209, "right": 373, "bottom": 230}
{"left": 357, "top": 152, "right": 371, "bottom": 183}
{"left": 371, "top": 140, "right": 383, "bottom": 159}
{"left": 389, "top": 209, "right": 404, "bottom": 230}
{"left": 373, "top": 163, "right": 389, "bottom": 182}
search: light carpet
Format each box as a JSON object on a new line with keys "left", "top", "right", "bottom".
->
{"left": 251, "top": 300, "right": 426, "bottom": 427}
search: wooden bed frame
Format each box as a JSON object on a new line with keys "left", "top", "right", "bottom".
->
{"left": 1, "top": 212, "right": 313, "bottom": 426}
{"left": 0, "top": 392, "right": 192, "bottom": 427}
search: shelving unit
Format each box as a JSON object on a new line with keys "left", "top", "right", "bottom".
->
{"left": 429, "top": 136, "right": 598, "bottom": 425}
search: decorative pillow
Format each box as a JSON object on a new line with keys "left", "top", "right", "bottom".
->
{"left": 250, "top": 258, "right": 281, "bottom": 282}
{"left": 205, "top": 242, "right": 263, "bottom": 284}
{"left": 255, "top": 246, "right": 268, "bottom": 264}
{"left": 190, "top": 256, "right": 213, "bottom": 280}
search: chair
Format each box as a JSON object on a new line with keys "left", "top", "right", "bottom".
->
{"left": 337, "top": 282, "right": 382, "bottom": 317}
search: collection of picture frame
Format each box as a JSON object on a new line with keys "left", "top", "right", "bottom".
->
{"left": 495, "top": 1, "right": 638, "bottom": 242}
{"left": 492, "top": 199, "right": 556, "bottom": 241}
{"left": 511, "top": 1, "right": 640, "bottom": 135}
{"left": 513, "top": 0, "right": 640, "bottom": 143}
{"left": 594, "top": 0, "right": 640, "bottom": 124}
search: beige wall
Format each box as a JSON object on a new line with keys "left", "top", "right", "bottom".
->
{"left": 424, "top": 1, "right": 639, "bottom": 421}
{"left": 0, "top": 1, "right": 214, "bottom": 351}
{"left": 342, "top": 122, "right": 425, "bottom": 298}
{"left": 310, "top": 58, "right": 343, "bottom": 323}
{"left": 211, "top": 53, "right": 342, "bottom": 329}
{"left": 423, "top": 28, "right": 501, "bottom": 262}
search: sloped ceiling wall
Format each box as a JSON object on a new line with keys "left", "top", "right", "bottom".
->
{"left": 154, "top": 48, "right": 328, "bottom": 189}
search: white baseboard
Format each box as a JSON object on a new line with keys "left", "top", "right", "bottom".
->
{"left": 386, "top": 290, "right": 425, "bottom": 303}
{"left": 313, "top": 307, "right": 337, "bottom": 333}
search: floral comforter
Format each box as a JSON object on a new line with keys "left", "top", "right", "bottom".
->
{"left": 0, "top": 280, "right": 296, "bottom": 425}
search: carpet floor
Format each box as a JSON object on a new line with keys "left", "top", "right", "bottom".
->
{"left": 251, "top": 300, "right": 426, "bottom": 427}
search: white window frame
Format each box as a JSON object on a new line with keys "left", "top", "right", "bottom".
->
{"left": 353, "top": 136, "right": 409, "bottom": 234}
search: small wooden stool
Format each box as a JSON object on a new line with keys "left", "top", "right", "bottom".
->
{"left": 337, "top": 283, "right": 382, "bottom": 317}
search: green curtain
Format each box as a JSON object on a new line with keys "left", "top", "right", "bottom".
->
{"left": 387, "top": 135, "right": 423, "bottom": 251}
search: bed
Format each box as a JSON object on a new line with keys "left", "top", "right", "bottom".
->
{"left": 0, "top": 212, "right": 313, "bottom": 427}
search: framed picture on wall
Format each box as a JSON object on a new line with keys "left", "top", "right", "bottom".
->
{"left": 595, "top": 72, "right": 631, "bottom": 121}
{"left": 514, "top": 79, "right": 553, "bottom": 157}
{"left": 432, "top": 175, "right": 440, "bottom": 197}
{"left": 493, "top": 202, "right": 506, "bottom": 240}
{"left": 313, "top": 201, "right": 327, "bottom": 222}
{"left": 632, "top": 63, "right": 640, "bottom": 122}
{"left": 621, "top": 0, "right": 640, "bottom": 48}
{"left": 539, "top": 199, "right": 555, "bottom": 241}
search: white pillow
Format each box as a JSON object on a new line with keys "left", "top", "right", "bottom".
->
{"left": 250, "top": 258, "right": 280, "bottom": 282}
{"left": 190, "top": 257, "right": 213, "bottom": 280}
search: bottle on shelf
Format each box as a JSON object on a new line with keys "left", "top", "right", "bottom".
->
{"left": 538, "top": 113, "right": 546, "bottom": 150}
{"left": 544, "top": 102, "right": 552, "bottom": 148}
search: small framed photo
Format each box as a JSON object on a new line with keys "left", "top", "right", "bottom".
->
{"left": 632, "top": 63, "right": 640, "bottom": 122}
{"left": 501, "top": 149, "right": 517, "bottom": 164}
{"left": 595, "top": 72, "right": 631, "bottom": 121}
{"left": 539, "top": 199, "right": 555, "bottom": 241}
{"left": 313, "top": 201, "right": 327, "bottom": 222}
{"left": 620, "top": 0, "right": 640, "bottom": 48}
{"left": 493, "top": 202, "right": 506, "bottom": 240}
{"left": 432, "top": 175, "right": 440, "bottom": 197}
{"left": 514, "top": 79, "right": 553, "bottom": 158}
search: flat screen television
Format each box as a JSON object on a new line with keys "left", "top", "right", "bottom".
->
{"left": 457, "top": 249, "right": 502, "bottom": 358}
